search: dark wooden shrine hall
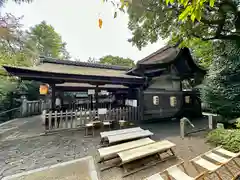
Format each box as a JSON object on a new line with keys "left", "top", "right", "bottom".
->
{"left": 3, "top": 57, "right": 143, "bottom": 110}
{"left": 3, "top": 44, "right": 206, "bottom": 120}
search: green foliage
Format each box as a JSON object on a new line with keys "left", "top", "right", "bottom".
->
{"left": 170, "top": 38, "right": 215, "bottom": 68}
{"left": 99, "top": 55, "right": 135, "bottom": 67}
{"left": 236, "top": 118, "right": 240, "bottom": 129}
{"left": 87, "top": 55, "right": 135, "bottom": 67}
{"left": 207, "top": 129, "right": 240, "bottom": 153}
{"left": 29, "top": 21, "right": 70, "bottom": 59}
{"left": 125, "top": 0, "right": 240, "bottom": 57}
{"left": 0, "top": 16, "right": 69, "bottom": 116}
{"left": 201, "top": 40, "right": 240, "bottom": 119}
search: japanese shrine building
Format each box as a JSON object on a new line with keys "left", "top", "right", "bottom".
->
{"left": 3, "top": 45, "right": 206, "bottom": 120}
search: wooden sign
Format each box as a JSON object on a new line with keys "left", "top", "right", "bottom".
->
{"left": 88, "top": 89, "right": 95, "bottom": 95}
{"left": 98, "top": 108, "right": 107, "bottom": 115}
{"left": 39, "top": 84, "right": 49, "bottom": 95}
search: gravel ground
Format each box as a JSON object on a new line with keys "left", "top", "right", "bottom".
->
{"left": 0, "top": 116, "right": 239, "bottom": 180}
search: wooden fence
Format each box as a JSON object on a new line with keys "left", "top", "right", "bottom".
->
{"left": 42, "top": 106, "right": 140, "bottom": 132}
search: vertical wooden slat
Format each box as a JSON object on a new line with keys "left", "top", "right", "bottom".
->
{"left": 70, "top": 110, "right": 74, "bottom": 128}
{"left": 74, "top": 110, "right": 77, "bottom": 128}
{"left": 60, "top": 110, "right": 63, "bottom": 128}
{"left": 115, "top": 108, "right": 118, "bottom": 121}
{"left": 132, "top": 107, "right": 135, "bottom": 122}
{"left": 83, "top": 109, "right": 86, "bottom": 125}
{"left": 65, "top": 110, "right": 68, "bottom": 128}
{"left": 131, "top": 107, "right": 134, "bottom": 122}
{"left": 133, "top": 107, "right": 138, "bottom": 121}
{"left": 80, "top": 109, "right": 83, "bottom": 126}
{"left": 42, "top": 110, "right": 47, "bottom": 130}
{"left": 126, "top": 107, "right": 129, "bottom": 121}
{"left": 115, "top": 108, "right": 117, "bottom": 121}
{"left": 54, "top": 111, "right": 58, "bottom": 129}
{"left": 49, "top": 111, "right": 52, "bottom": 130}
{"left": 120, "top": 107, "right": 123, "bottom": 120}
{"left": 111, "top": 109, "right": 114, "bottom": 121}
{"left": 127, "top": 107, "right": 130, "bottom": 122}
{"left": 89, "top": 109, "right": 92, "bottom": 122}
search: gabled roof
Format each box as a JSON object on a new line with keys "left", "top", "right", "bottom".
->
{"left": 128, "top": 45, "right": 206, "bottom": 77}
{"left": 137, "top": 45, "right": 180, "bottom": 65}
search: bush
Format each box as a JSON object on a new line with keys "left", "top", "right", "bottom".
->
{"left": 206, "top": 128, "right": 240, "bottom": 152}
{"left": 201, "top": 40, "right": 240, "bottom": 120}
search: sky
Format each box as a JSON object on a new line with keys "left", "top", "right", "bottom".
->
{"left": 3, "top": 0, "right": 166, "bottom": 62}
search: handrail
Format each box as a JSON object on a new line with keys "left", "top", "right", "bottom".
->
{"left": 0, "top": 107, "right": 20, "bottom": 116}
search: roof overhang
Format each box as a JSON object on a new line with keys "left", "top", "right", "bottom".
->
{"left": 3, "top": 66, "right": 145, "bottom": 86}
{"left": 55, "top": 83, "right": 128, "bottom": 91}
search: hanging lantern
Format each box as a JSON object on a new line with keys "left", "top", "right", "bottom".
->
{"left": 98, "top": 18, "right": 103, "bottom": 29}
{"left": 170, "top": 96, "right": 177, "bottom": 107}
{"left": 39, "top": 84, "right": 49, "bottom": 95}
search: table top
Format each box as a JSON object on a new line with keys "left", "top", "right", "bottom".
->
{"left": 88, "top": 120, "right": 101, "bottom": 124}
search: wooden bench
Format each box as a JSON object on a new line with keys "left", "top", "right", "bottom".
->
{"left": 98, "top": 138, "right": 155, "bottom": 162}
{"left": 190, "top": 146, "right": 240, "bottom": 179}
{"left": 118, "top": 140, "right": 176, "bottom": 177}
{"left": 145, "top": 173, "right": 164, "bottom": 180}
{"left": 146, "top": 161, "right": 206, "bottom": 180}
{"left": 100, "top": 127, "right": 143, "bottom": 139}
{"left": 107, "top": 130, "right": 153, "bottom": 145}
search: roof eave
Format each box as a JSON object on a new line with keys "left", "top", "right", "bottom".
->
{"left": 3, "top": 66, "right": 144, "bottom": 86}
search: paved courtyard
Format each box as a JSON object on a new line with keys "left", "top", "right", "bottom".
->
{"left": 0, "top": 115, "right": 234, "bottom": 180}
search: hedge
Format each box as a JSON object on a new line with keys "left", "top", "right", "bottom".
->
{"left": 206, "top": 128, "right": 240, "bottom": 152}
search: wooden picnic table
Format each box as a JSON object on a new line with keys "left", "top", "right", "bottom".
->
{"left": 100, "top": 127, "right": 143, "bottom": 139}
{"left": 98, "top": 138, "right": 155, "bottom": 162}
{"left": 117, "top": 140, "right": 176, "bottom": 164}
{"left": 107, "top": 130, "right": 153, "bottom": 145}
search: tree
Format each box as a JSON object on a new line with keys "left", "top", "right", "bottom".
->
{"left": 201, "top": 40, "right": 240, "bottom": 119}
{"left": 182, "top": 38, "right": 215, "bottom": 68}
{"left": 60, "top": 42, "right": 71, "bottom": 59}
{"left": 28, "top": 21, "right": 70, "bottom": 59}
{"left": 99, "top": 55, "right": 135, "bottom": 67}
{"left": 102, "top": 0, "right": 240, "bottom": 50}
{"left": 0, "top": 0, "right": 32, "bottom": 7}
{"left": 87, "top": 57, "right": 98, "bottom": 63}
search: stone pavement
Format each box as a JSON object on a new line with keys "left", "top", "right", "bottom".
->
{"left": 1, "top": 116, "right": 239, "bottom": 180}
{"left": 2, "top": 156, "right": 99, "bottom": 180}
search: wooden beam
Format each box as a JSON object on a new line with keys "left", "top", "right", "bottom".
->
{"left": 95, "top": 85, "right": 99, "bottom": 109}
{"left": 51, "top": 84, "right": 56, "bottom": 110}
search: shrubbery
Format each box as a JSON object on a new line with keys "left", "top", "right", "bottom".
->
{"left": 206, "top": 128, "right": 240, "bottom": 153}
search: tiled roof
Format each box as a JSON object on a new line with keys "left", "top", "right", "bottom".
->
{"left": 56, "top": 83, "right": 128, "bottom": 89}
{"left": 4, "top": 62, "right": 141, "bottom": 79}
{"left": 137, "top": 46, "right": 180, "bottom": 65}
{"left": 40, "top": 56, "right": 131, "bottom": 71}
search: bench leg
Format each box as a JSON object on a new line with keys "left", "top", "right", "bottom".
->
{"left": 215, "top": 171, "right": 223, "bottom": 180}
{"left": 233, "top": 159, "right": 240, "bottom": 169}
{"left": 224, "top": 165, "right": 234, "bottom": 177}
{"left": 170, "top": 148, "right": 175, "bottom": 156}
{"left": 165, "top": 172, "right": 172, "bottom": 180}
{"left": 180, "top": 162, "right": 188, "bottom": 174}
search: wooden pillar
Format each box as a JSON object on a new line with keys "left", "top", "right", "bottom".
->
{"left": 51, "top": 84, "right": 56, "bottom": 110}
{"left": 90, "top": 95, "right": 93, "bottom": 110}
{"left": 137, "top": 87, "right": 144, "bottom": 121}
{"left": 95, "top": 85, "right": 99, "bottom": 109}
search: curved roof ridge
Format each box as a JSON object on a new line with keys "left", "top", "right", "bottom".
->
{"left": 137, "top": 45, "right": 176, "bottom": 64}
